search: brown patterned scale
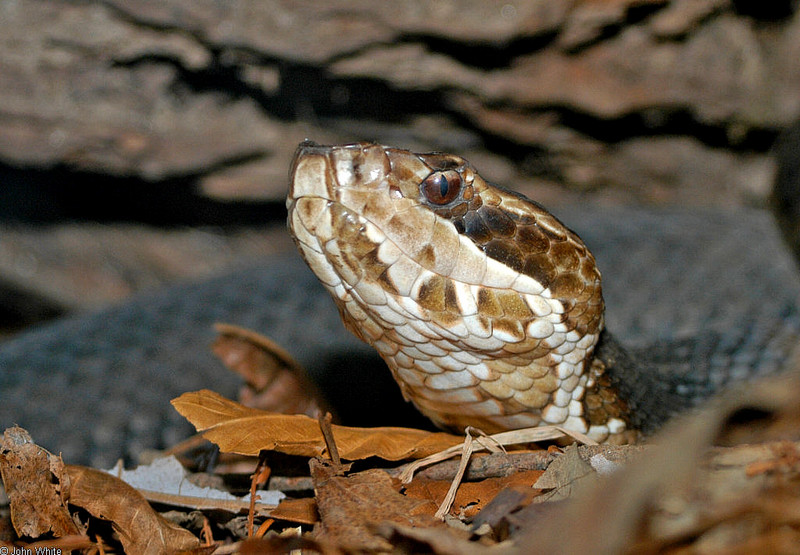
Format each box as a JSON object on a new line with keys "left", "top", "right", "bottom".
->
{"left": 287, "top": 141, "right": 633, "bottom": 442}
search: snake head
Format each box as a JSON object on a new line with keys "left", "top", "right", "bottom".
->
{"left": 288, "top": 142, "right": 618, "bottom": 441}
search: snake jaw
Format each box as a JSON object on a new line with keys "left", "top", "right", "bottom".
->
{"left": 288, "top": 142, "right": 627, "bottom": 442}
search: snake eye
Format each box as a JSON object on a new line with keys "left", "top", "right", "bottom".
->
{"left": 421, "top": 170, "right": 462, "bottom": 205}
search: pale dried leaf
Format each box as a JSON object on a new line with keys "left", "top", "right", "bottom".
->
{"left": 533, "top": 444, "right": 597, "bottom": 501}
{"left": 107, "top": 456, "right": 283, "bottom": 514}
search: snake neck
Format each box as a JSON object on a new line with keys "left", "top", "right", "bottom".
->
{"left": 590, "top": 330, "right": 688, "bottom": 438}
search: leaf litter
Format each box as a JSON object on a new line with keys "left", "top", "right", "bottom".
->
{"left": 1, "top": 325, "right": 799, "bottom": 553}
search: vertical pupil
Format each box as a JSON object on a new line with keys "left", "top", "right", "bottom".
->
{"left": 421, "top": 170, "right": 461, "bottom": 205}
{"left": 438, "top": 174, "right": 449, "bottom": 199}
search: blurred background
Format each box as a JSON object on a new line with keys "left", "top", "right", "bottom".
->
{"left": 1, "top": 0, "right": 799, "bottom": 337}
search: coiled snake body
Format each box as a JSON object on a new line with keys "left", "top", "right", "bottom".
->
{"left": 288, "top": 142, "right": 635, "bottom": 442}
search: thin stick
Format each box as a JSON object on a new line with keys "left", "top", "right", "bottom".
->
{"left": 318, "top": 412, "right": 342, "bottom": 468}
{"left": 248, "top": 450, "right": 271, "bottom": 537}
{"left": 435, "top": 428, "right": 475, "bottom": 520}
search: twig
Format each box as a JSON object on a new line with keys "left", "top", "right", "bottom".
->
{"left": 435, "top": 428, "right": 474, "bottom": 519}
{"left": 318, "top": 412, "right": 342, "bottom": 468}
{"left": 399, "top": 424, "right": 598, "bottom": 483}
{"left": 248, "top": 450, "right": 271, "bottom": 537}
{"left": 254, "top": 518, "right": 275, "bottom": 538}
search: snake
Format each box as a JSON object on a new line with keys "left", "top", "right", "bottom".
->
{"left": 285, "top": 141, "right": 798, "bottom": 444}
{"left": 2, "top": 139, "right": 800, "bottom": 466}
{"left": 288, "top": 141, "right": 627, "bottom": 442}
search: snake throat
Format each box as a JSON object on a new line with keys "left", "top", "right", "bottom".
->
{"left": 287, "top": 141, "right": 629, "bottom": 442}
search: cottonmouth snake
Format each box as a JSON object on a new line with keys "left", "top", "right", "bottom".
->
{"left": 285, "top": 141, "right": 800, "bottom": 444}
{"left": 289, "top": 142, "right": 627, "bottom": 442}
{"left": 2, "top": 142, "right": 800, "bottom": 465}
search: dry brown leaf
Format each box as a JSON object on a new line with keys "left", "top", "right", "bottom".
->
{"left": 0, "top": 427, "right": 80, "bottom": 539}
{"left": 310, "top": 459, "right": 439, "bottom": 552}
{"left": 405, "top": 470, "right": 544, "bottom": 519}
{"left": 469, "top": 484, "right": 542, "bottom": 537}
{"left": 172, "top": 389, "right": 463, "bottom": 460}
{"left": 238, "top": 534, "right": 340, "bottom": 554}
{"left": 533, "top": 443, "right": 597, "bottom": 501}
{"left": 269, "top": 497, "right": 319, "bottom": 525}
{"left": 66, "top": 465, "right": 200, "bottom": 555}
{"left": 212, "top": 323, "right": 333, "bottom": 418}
{"left": 374, "top": 521, "right": 491, "bottom": 555}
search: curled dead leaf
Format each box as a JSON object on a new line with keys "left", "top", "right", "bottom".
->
{"left": 212, "top": 323, "right": 333, "bottom": 418}
{"left": 66, "top": 465, "right": 200, "bottom": 555}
